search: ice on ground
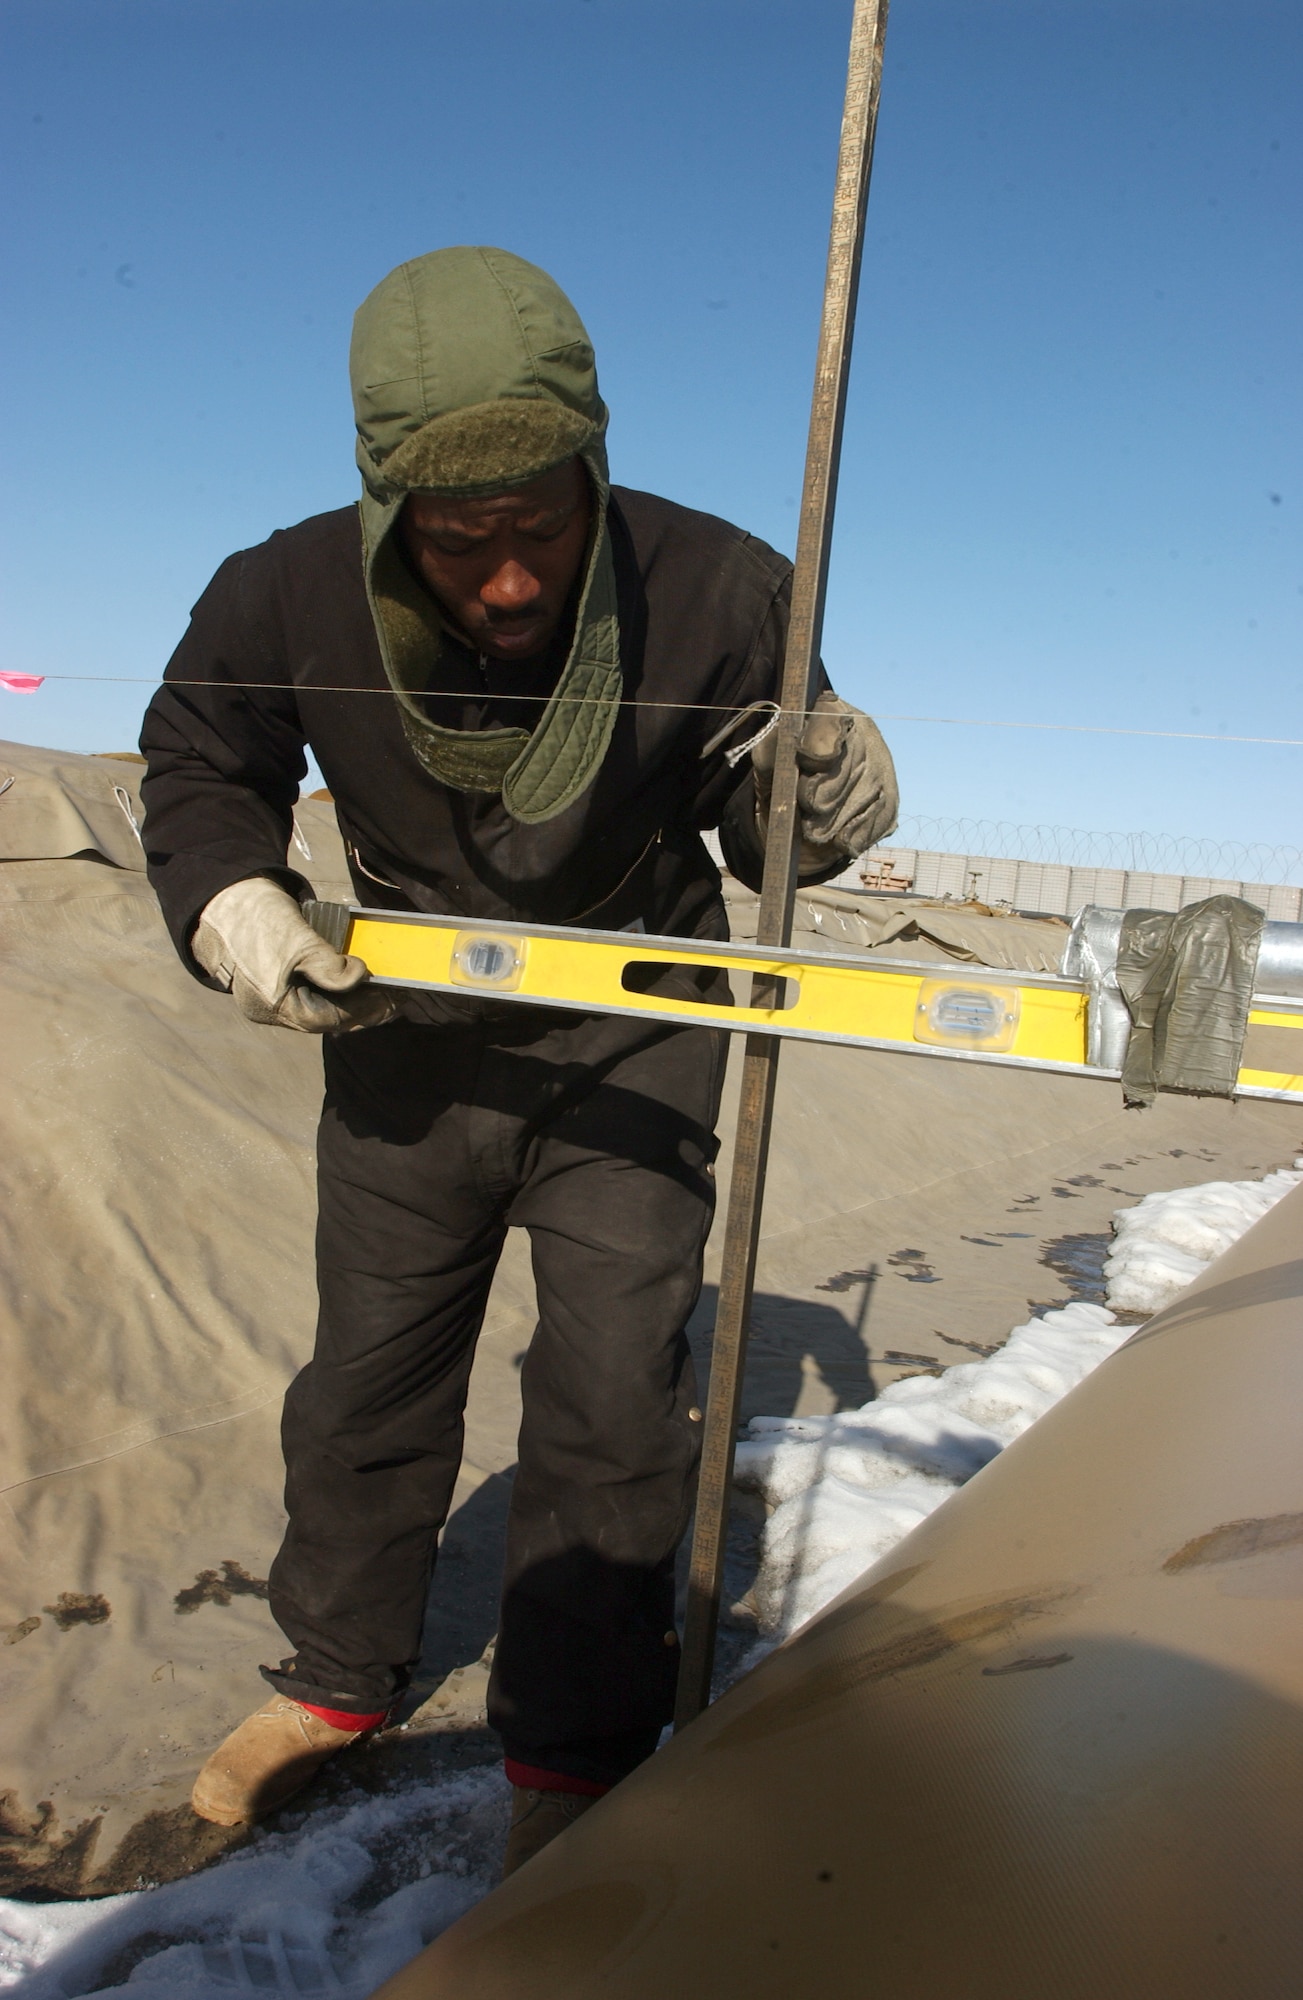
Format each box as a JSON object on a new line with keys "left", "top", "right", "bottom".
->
{"left": 0, "top": 1764, "right": 508, "bottom": 1997}
{"left": 739, "top": 1157, "right": 1302, "bottom": 1644}
{"left": 1103, "top": 1159, "right": 1303, "bottom": 1314}
{"left": 737, "top": 1299, "right": 1128, "bottom": 1639}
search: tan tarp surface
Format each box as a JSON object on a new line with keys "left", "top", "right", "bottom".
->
{"left": 1, "top": 741, "right": 1297, "bottom": 1893}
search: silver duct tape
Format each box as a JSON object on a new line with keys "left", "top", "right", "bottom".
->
{"left": 1063, "top": 905, "right": 1303, "bottom": 1065}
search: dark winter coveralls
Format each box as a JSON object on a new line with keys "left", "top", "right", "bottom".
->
{"left": 140, "top": 249, "right": 836, "bottom": 1789}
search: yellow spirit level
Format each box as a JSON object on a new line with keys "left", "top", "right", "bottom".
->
{"left": 303, "top": 902, "right": 1303, "bottom": 1100}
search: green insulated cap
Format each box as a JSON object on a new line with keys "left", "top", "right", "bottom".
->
{"left": 349, "top": 247, "right": 621, "bottom": 822}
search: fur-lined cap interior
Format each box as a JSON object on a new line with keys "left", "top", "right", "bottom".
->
{"left": 377, "top": 399, "right": 600, "bottom": 500}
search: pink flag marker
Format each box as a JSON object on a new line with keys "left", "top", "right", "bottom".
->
{"left": 0, "top": 672, "right": 45, "bottom": 693}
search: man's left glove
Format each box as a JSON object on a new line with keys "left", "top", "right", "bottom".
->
{"left": 752, "top": 690, "right": 898, "bottom": 867}
{"left": 192, "top": 876, "right": 397, "bottom": 1034}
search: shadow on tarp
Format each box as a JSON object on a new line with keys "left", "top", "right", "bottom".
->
{"left": 405, "top": 1470, "right": 518, "bottom": 1709}
{"left": 688, "top": 1282, "right": 875, "bottom": 1420}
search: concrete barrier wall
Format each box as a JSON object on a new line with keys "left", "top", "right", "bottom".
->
{"left": 848, "top": 847, "right": 1303, "bottom": 922}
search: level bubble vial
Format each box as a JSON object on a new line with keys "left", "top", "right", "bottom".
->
{"left": 914, "top": 980, "right": 1020, "bottom": 1053}
{"left": 451, "top": 933, "right": 526, "bottom": 991}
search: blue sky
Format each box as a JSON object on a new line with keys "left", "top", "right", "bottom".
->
{"left": 3, "top": 0, "right": 1299, "bottom": 858}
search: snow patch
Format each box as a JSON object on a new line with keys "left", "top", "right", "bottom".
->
{"left": 740, "top": 1158, "right": 1302, "bottom": 1642}
{"left": 0, "top": 1765, "right": 508, "bottom": 1997}
{"left": 1103, "top": 1160, "right": 1302, "bottom": 1314}
{"left": 737, "top": 1300, "right": 1127, "bottom": 1640}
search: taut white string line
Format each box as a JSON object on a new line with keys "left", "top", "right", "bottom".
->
{"left": 8, "top": 674, "right": 1303, "bottom": 749}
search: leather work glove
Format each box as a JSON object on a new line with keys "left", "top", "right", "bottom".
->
{"left": 192, "top": 876, "right": 397, "bottom": 1034}
{"left": 752, "top": 690, "right": 898, "bottom": 868}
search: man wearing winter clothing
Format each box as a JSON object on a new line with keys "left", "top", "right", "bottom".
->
{"left": 140, "top": 247, "right": 897, "bottom": 1871}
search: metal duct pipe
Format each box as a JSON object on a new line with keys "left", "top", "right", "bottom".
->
{"left": 1062, "top": 904, "right": 1303, "bottom": 1069}
{"left": 374, "top": 1184, "right": 1303, "bottom": 2000}
{"left": 1258, "top": 918, "right": 1303, "bottom": 997}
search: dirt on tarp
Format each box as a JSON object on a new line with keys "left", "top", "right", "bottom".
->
{"left": 1, "top": 739, "right": 1299, "bottom": 1897}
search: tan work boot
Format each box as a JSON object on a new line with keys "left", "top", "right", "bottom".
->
{"left": 191, "top": 1696, "right": 376, "bottom": 1827}
{"left": 501, "top": 1785, "right": 600, "bottom": 1878}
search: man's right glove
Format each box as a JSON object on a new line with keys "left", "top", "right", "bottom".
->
{"left": 192, "top": 876, "right": 397, "bottom": 1034}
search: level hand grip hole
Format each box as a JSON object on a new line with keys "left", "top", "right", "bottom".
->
{"left": 620, "top": 961, "right": 799, "bottom": 1010}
